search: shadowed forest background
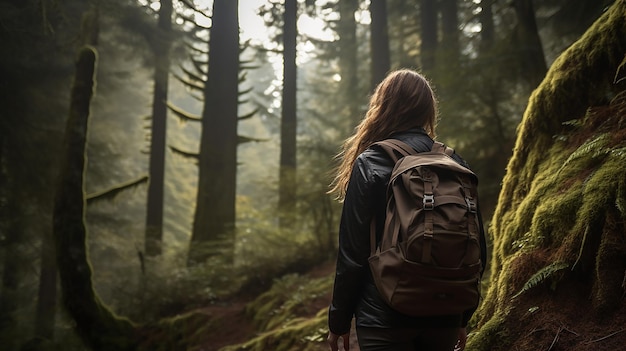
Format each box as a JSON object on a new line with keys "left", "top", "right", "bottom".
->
{"left": 1, "top": 0, "right": 625, "bottom": 350}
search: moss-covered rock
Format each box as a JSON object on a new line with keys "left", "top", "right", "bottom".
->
{"left": 470, "top": 1, "right": 626, "bottom": 350}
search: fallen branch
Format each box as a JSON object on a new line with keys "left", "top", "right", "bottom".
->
{"left": 585, "top": 328, "right": 625, "bottom": 344}
{"left": 547, "top": 327, "right": 562, "bottom": 351}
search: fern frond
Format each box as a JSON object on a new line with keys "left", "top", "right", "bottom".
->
{"left": 561, "top": 119, "right": 582, "bottom": 128}
{"left": 512, "top": 261, "right": 569, "bottom": 299}
{"left": 609, "top": 146, "right": 626, "bottom": 158}
{"left": 558, "top": 134, "right": 610, "bottom": 173}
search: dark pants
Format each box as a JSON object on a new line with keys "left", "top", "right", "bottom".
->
{"left": 356, "top": 326, "right": 459, "bottom": 351}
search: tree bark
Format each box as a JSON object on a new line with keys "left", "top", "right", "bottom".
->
{"left": 278, "top": 0, "right": 298, "bottom": 230}
{"left": 370, "top": 0, "right": 391, "bottom": 90}
{"left": 189, "top": 0, "right": 240, "bottom": 265}
{"left": 145, "top": 0, "right": 173, "bottom": 256}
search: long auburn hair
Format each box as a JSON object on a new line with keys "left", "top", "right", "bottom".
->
{"left": 329, "top": 69, "right": 438, "bottom": 200}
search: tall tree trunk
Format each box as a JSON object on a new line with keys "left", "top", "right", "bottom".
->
{"left": 145, "top": 0, "right": 173, "bottom": 256}
{"left": 54, "top": 46, "right": 137, "bottom": 351}
{"left": 337, "top": 0, "right": 360, "bottom": 128}
{"left": 479, "top": 0, "right": 494, "bottom": 52}
{"left": 189, "top": 0, "right": 240, "bottom": 265}
{"left": 436, "top": 0, "right": 461, "bottom": 116}
{"left": 54, "top": 46, "right": 215, "bottom": 351}
{"left": 278, "top": 0, "right": 298, "bottom": 230}
{"left": 420, "top": 0, "right": 437, "bottom": 74}
{"left": 513, "top": 0, "right": 547, "bottom": 89}
{"left": 440, "top": 0, "right": 459, "bottom": 61}
{"left": 32, "top": 6, "right": 102, "bottom": 345}
{"left": 370, "top": 0, "right": 391, "bottom": 90}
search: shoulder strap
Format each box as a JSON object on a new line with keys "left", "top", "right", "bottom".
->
{"left": 431, "top": 141, "right": 454, "bottom": 156}
{"left": 374, "top": 139, "right": 417, "bottom": 163}
{"left": 369, "top": 139, "right": 416, "bottom": 254}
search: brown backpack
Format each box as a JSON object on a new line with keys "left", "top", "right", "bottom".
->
{"left": 368, "top": 139, "right": 483, "bottom": 316}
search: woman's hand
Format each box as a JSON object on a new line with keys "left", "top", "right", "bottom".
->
{"left": 327, "top": 331, "right": 350, "bottom": 351}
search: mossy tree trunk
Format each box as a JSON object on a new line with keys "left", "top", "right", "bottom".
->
{"left": 55, "top": 44, "right": 215, "bottom": 351}
{"left": 54, "top": 46, "right": 138, "bottom": 351}
{"left": 470, "top": 1, "right": 626, "bottom": 349}
{"left": 33, "top": 6, "right": 102, "bottom": 345}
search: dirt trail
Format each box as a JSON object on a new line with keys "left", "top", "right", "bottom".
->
{"left": 197, "top": 261, "right": 343, "bottom": 351}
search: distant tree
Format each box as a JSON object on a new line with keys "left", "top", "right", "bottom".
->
{"left": 439, "top": 0, "right": 459, "bottom": 64}
{"left": 512, "top": 0, "right": 547, "bottom": 90}
{"left": 419, "top": 0, "right": 437, "bottom": 73}
{"left": 188, "top": 0, "right": 240, "bottom": 265}
{"left": 479, "top": 0, "right": 494, "bottom": 51}
{"left": 145, "top": 0, "right": 174, "bottom": 257}
{"left": 278, "top": 0, "right": 298, "bottom": 230}
{"left": 336, "top": 0, "right": 361, "bottom": 128}
{"left": 370, "top": 0, "right": 391, "bottom": 89}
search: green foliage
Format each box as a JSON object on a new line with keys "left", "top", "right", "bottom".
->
{"left": 220, "top": 310, "right": 327, "bottom": 351}
{"left": 220, "top": 273, "right": 332, "bottom": 351}
{"left": 559, "top": 134, "right": 610, "bottom": 171}
{"left": 245, "top": 273, "right": 333, "bottom": 331}
{"left": 466, "top": 314, "right": 509, "bottom": 351}
{"left": 512, "top": 262, "right": 569, "bottom": 299}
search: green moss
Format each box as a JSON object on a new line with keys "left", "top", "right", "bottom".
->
{"left": 218, "top": 273, "right": 333, "bottom": 351}
{"left": 492, "top": 0, "right": 626, "bottom": 270}
{"left": 475, "top": 2, "right": 626, "bottom": 346}
{"left": 245, "top": 274, "right": 333, "bottom": 332}
{"left": 466, "top": 314, "right": 508, "bottom": 351}
{"left": 220, "top": 309, "right": 328, "bottom": 351}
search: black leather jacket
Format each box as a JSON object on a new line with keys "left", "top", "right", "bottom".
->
{"left": 328, "top": 128, "right": 488, "bottom": 335}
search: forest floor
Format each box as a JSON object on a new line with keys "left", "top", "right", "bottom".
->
{"left": 196, "top": 261, "right": 625, "bottom": 351}
{"left": 493, "top": 278, "right": 626, "bottom": 351}
{"left": 196, "top": 260, "right": 362, "bottom": 351}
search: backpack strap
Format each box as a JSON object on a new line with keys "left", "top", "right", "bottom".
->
{"left": 373, "top": 139, "right": 417, "bottom": 162}
{"left": 431, "top": 141, "right": 454, "bottom": 156}
{"left": 370, "top": 139, "right": 417, "bottom": 255}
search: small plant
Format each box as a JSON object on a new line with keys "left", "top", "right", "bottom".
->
{"left": 512, "top": 261, "right": 569, "bottom": 299}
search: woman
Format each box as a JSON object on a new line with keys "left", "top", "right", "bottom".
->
{"left": 326, "top": 69, "right": 487, "bottom": 351}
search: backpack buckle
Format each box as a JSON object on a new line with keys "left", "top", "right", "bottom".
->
{"left": 423, "top": 194, "right": 434, "bottom": 210}
{"left": 465, "top": 197, "right": 477, "bottom": 213}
